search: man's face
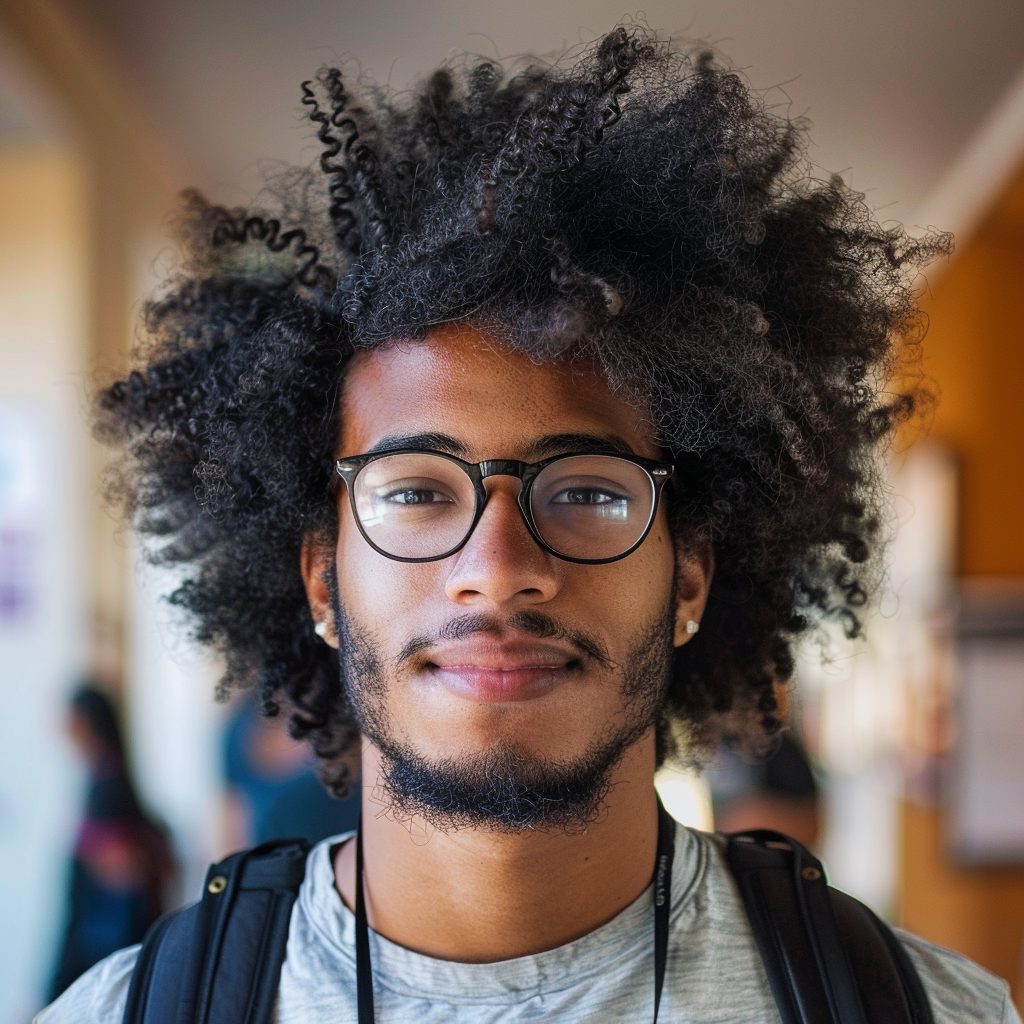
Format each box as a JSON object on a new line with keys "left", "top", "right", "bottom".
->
{"left": 303, "top": 323, "right": 709, "bottom": 829}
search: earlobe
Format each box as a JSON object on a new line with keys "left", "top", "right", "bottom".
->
{"left": 673, "top": 542, "right": 713, "bottom": 647}
{"left": 300, "top": 534, "right": 340, "bottom": 649}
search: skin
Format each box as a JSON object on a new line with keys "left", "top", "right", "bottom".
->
{"left": 301, "top": 322, "right": 711, "bottom": 963}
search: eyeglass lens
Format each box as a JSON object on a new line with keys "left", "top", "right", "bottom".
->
{"left": 351, "top": 453, "right": 656, "bottom": 561}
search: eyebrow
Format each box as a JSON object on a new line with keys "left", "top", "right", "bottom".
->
{"left": 365, "top": 432, "right": 469, "bottom": 457}
{"left": 521, "top": 433, "right": 637, "bottom": 460}
{"left": 362, "top": 431, "right": 636, "bottom": 461}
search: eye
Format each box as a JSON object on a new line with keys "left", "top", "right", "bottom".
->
{"left": 551, "top": 487, "right": 627, "bottom": 506}
{"left": 382, "top": 486, "right": 455, "bottom": 506}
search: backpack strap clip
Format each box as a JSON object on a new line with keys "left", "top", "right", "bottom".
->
{"left": 725, "top": 829, "right": 934, "bottom": 1024}
{"left": 122, "top": 838, "right": 310, "bottom": 1024}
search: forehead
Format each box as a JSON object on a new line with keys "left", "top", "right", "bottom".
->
{"left": 339, "top": 324, "right": 658, "bottom": 459}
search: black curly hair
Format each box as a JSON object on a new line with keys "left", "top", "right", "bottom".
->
{"left": 95, "top": 27, "right": 949, "bottom": 795}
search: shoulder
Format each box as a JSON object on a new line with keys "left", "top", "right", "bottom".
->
{"left": 692, "top": 829, "right": 1019, "bottom": 1023}
{"left": 896, "top": 929, "right": 1020, "bottom": 1024}
{"left": 34, "top": 944, "right": 139, "bottom": 1024}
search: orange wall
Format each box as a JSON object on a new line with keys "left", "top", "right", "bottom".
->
{"left": 901, "top": 803, "right": 1024, "bottom": 998}
{"left": 921, "top": 183, "right": 1024, "bottom": 576}
{"left": 899, "top": 162, "right": 1024, "bottom": 997}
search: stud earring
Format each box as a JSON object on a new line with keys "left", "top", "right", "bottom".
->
{"left": 685, "top": 620, "right": 700, "bottom": 635}
{"left": 314, "top": 621, "right": 329, "bottom": 638}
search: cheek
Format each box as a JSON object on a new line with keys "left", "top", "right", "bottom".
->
{"left": 624, "top": 511, "right": 676, "bottom": 604}
{"left": 558, "top": 516, "right": 675, "bottom": 642}
{"left": 334, "top": 512, "right": 437, "bottom": 629}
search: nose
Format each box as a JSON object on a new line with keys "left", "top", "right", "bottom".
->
{"left": 444, "top": 476, "right": 561, "bottom": 608}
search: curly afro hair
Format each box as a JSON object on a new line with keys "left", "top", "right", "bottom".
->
{"left": 96, "top": 27, "right": 949, "bottom": 793}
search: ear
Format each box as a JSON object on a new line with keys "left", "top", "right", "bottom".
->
{"left": 300, "top": 533, "right": 339, "bottom": 649}
{"left": 673, "top": 540, "right": 713, "bottom": 648}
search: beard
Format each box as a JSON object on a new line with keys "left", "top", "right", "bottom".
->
{"left": 331, "top": 586, "right": 675, "bottom": 833}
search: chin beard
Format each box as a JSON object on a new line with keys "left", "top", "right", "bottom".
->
{"left": 368, "top": 731, "right": 645, "bottom": 833}
{"left": 331, "top": 587, "right": 674, "bottom": 833}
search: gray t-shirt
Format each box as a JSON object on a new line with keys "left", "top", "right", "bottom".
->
{"left": 37, "top": 826, "right": 1019, "bottom": 1023}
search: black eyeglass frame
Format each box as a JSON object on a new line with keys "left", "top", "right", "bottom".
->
{"left": 333, "top": 448, "right": 675, "bottom": 565}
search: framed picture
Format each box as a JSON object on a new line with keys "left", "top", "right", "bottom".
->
{"left": 948, "top": 582, "right": 1024, "bottom": 863}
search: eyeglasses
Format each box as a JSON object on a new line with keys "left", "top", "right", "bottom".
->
{"left": 334, "top": 449, "right": 674, "bottom": 564}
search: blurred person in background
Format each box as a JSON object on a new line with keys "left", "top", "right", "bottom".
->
{"left": 707, "top": 731, "right": 822, "bottom": 850}
{"left": 47, "top": 685, "right": 174, "bottom": 1002}
{"left": 222, "top": 695, "right": 361, "bottom": 849}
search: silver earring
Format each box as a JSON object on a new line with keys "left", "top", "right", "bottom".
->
{"left": 314, "top": 621, "right": 328, "bottom": 638}
{"left": 685, "top": 620, "right": 700, "bottom": 635}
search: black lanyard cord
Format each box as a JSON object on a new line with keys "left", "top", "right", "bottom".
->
{"left": 652, "top": 798, "right": 676, "bottom": 1024}
{"left": 355, "top": 821, "right": 376, "bottom": 1023}
{"left": 354, "top": 801, "right": 676, "bottom": 1024}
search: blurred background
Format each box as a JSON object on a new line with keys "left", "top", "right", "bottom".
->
{"left": 0, "top": 0, "right": 1023, "bottom": 1019}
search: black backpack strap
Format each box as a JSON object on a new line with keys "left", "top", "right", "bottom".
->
{"left": 829, "top": 889, "right": 935, "bottom": 1024}
{"left": 122, "top": 838, "right": 310, "bottom": 1024}
{"left": 725, "top": 830, "right": 934, "bottom": 1024}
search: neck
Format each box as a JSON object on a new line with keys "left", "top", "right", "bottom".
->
{"left": 334, "top": 734, "right": 660, "bottom": 962}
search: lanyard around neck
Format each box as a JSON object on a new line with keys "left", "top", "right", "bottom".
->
{"left": 354, "top": 799, "right": 677, "bottom": 1024}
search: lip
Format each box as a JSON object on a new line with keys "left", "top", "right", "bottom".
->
{"left": 423, "top": 638, "right": 579, "bottom": 703}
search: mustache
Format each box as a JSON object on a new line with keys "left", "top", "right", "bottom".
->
{"left": 397, "top": 610, "right": 613, "bottom": 668}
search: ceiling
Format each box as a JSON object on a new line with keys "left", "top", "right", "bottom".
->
{"left": 57, "top": 0, "right": 1024, "bottom": 229}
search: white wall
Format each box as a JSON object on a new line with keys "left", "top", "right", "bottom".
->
{"left": 0, "top": 149, "right": 89, "bottom": 1024}
{"left": 126, "top": 561, "right": 224, "bottom": 906}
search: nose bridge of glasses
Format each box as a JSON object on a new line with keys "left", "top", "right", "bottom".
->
{"left": 478, "top": 459, "right": 527, "bottom": 481}
{"left": 477, "top": 461, "right": 529, "bottom": 514}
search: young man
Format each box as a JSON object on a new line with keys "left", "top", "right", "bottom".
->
{"left": 39, "top": 26, "right": 1017, "bottom": 1023}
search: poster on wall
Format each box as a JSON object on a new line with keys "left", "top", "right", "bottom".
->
{"left": 948, "top": 583, "right": 1024, "bottom": 863}
{"left": 0, "top": 404, "right": 42, "bottom": 629}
